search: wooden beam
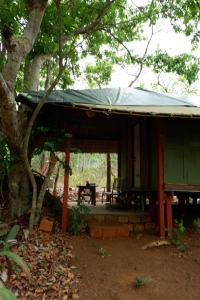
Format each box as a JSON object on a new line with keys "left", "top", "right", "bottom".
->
{"left": 166, "top": 194, "right": 173, "bottom": 231}
{"left": 106, "top": 153, "right": 111, "bottom": 201}
{"left": 127, "top": 127, "right": 132, "bottom": 187}
{"left": 72, "top": 139, "right": 118, "bottom": 153}
{"left": 156, "top": 118, "right": 165, "bottom": 238}
{"left": 62, "top": 138, "right": 71, "bottom": 231}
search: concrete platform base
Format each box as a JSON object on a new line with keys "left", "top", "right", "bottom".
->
{"left": 88, "top": 222, "right": 130, "bottom": 238}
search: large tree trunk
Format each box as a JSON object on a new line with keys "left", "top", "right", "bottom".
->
{"left": 24, "top": 53, "right": 51, "bottom": 91}
{"left": 8, "top": 160, "right": 30, "bottom": 217}
{"left": 0, "top": 1, "right": 48, "bottom": 218}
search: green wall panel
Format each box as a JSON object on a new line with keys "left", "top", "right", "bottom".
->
{"left": 164, "top": 120, "right": 200, "bottom": 185}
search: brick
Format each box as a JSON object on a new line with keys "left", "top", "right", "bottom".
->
{"left": 127, "top": 223, "right": 134, "bottom": 232}
{"left": 128, "top": 215, "right": 141, "bottom": 223}
{"left": 105, "top": 215, "right": 118, "bottom": 223}
{"left": 88, "top": 223, "right": 130, "bottom": 238}
{"left": 144, "top": 222, "right": 156, "bottom": 231}
{"left": 94, "top": 215, "right": 105, "bottom": 223}
{"left": 89, "top": 226, "right": 103, "bottom": 238}
{"left": 116, "top": 226, "right": 130, "bottom": 237}
{"left": 102, "top": 227, "right": 116, "bottom": 238}
{"left": 39, "top": 218, "right": 54, "bottom": 232}
{"left": 134, "top": 223, "right": 145, "bottom": 233}
{"left": 140, "top": 214, "right": 152, "bottom": 223}
{"left": 118, "top": 216, "right": 129, "bottom": 223}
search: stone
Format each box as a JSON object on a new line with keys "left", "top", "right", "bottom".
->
{"left": 39, "top": 217, "right": 54, "bottom": 232}
{"left": 89, "top": 226, "right": 103, "bottom": 238}
{"left": 88, "top": 223, "right": 130, "bottom": 238}
{"left": 128, "top": 215, "right": 141, "bottom": 223}
{"left": 145, "top": 222, "right": 156, "bottom": 231}
{"left": 134, "top": 223, "right": 145, "bottom": 233}
{"left": 118, "top": 216, "right": 129, "bottom": 223}
{"left": 127, "top": 223, "right": 134, "bottom": 231}
{"left": 94, "top": 215, "right": 105, "bottom": 223}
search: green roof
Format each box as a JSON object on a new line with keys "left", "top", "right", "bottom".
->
{"left": 17, "top": 87, "right": 200, "bottom": 117}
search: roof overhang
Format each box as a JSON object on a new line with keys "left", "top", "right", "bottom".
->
{"left": 17, "top": 87, "right": 200, "bottom": 119}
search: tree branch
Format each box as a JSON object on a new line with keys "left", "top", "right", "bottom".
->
{"left": 23, "top": 1, "right": 65, "bottom": 230}
{"left": 70, "top": 0, "right": 115, "bottom": 36}
{"left": 24, "top": 53, "right": 51, "bottom": 91}
{"left": 129, "top": 24, "right": 154, "bottom": 86}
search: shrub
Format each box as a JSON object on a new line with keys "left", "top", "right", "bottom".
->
{"left": 69, "top": 203, "right": 90, "bottom": 235}
{"left": 133, "top": 276, "right": 152, "bottom": 288}
{"left": 0, "top": 225, "right": 30, "bottom": 300}
{"left": 168, "top": 220, "right": 187, "bottom": 252}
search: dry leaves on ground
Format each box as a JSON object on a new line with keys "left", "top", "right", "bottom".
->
{"left": 6, "top": 230, "right": 79, "bottom": 299}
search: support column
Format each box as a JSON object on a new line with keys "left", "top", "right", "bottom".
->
{"left": 156, "top": 118, "right": 165, "bottom": 238}
{"left": 106, "top": 153, "right": 111, "bottom": 202}
{"left": 127, "top": 127, "right": 133, "bottom": 187}
{"left": 62, "top": 138, "right": 71, "bottom": 232}
{"left": 166, "top": 193, "right": 173, "bottom": 231}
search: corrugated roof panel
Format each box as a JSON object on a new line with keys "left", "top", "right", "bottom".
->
{"left": 17, "top": 87, "right": 200, "bottom": 117}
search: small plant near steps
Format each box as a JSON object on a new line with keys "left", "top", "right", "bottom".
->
{"left": 69, "top": 203, "right": 90, "bottom": 235}
{"left": 97, "top": 247, "right": 109, "bottom": 258}
{"left": 193, "top": 218, "right": 200, "bottom": 239}
{"left": 133, "top": 276, "right": 152, "bottom": 288}
{"left": 168, "top": 220, "right": 187, "bottom": 252}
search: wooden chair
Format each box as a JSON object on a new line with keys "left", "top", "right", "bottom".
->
{"left": 78, "top": 184, "right": 96, "bottom": 205}
{"left": 102, "top": 178, "right": 121, "bottom": 204}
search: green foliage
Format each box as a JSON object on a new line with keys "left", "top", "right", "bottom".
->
{"left": 1, "top": 0, "right": 199, "bottom": 93}
{"left": 97, "top": 247, "right": 109, "bottom": 258}
{"left": 0, "top": 251, "right": 30, "bottom": 276}
{"left": 0, "top": 225, "right": 30, "bottom": 299}
{"left": 69, "top": 203, "right": 90, "bottom": 235}
{"left": 0, "top": 138, "right": 18, "bottom": 171}
{"left": 55, "top": 156, "right": 72, "bottom": 176}
{"left": 146, "top": 51, "right": 200, "bottom": 84}
{"left": 69, "top": 153, "right": 118, "bottom": 187}
{"left": 133, "top": 276, "right": 152, "bottom": 288}
{"left": 168, "top": 220, "right": 187, "bottom": 252}
{"left": 0, "top": 225, "right": 29, "bottom": 274}
{"left": 85, "top": 60, "right": 113, "bottom": 88}
{"left": 5, "top": 225, "right": 20, "bottom": 244}
{"left": 193, "top": 218, "right": 200, "bottom": 235}
{"left": 156, "top": 0, "right": 200, "bottom": 44}
{"left": 0, "top": 287, "right": 17, "bottom": 300}
{"left": 32, "top": 123, "right": 72, "bottom": 155}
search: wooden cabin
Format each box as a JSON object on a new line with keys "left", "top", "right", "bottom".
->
{"left": 18, "top": 88, "right": 200, "bottom": 237}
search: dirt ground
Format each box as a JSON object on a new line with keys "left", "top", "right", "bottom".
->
{"left": 70, "top": 231, "right": 200, "bottom": 300}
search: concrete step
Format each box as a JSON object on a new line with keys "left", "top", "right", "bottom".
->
{"left": 85, "top": 212, "right": 152, "bottom": 224}
{"left": 88, "top": 222, "right": 130, "bottom": 238}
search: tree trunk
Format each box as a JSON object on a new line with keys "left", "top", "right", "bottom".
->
{"left": 34, "top": 153, "right": 57, "bottom": 224}
{"left": 8, "top": 160, "right": 30, "bottom": 217}
{"left": 24, "top": 53, "right": 51, "bottom": 91}
{"left": 53, "top": 162, "right": 61, "bottom": 196}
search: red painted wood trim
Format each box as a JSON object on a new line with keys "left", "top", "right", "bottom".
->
{"left": 156, "top": 119, "right": 165, "bottom": 238}
{"left": 62, "top": 138, "right": 71, "bottom": 231}
{"left": 166, "top": 194, "right": 173, "bottom": 231}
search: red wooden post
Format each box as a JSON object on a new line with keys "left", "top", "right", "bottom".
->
{"left": 62, "top": 138, "right": 71, "bottom": 231}
{"left": 156, "top": 118, "right": 165, "bottom": 238}
{"left": 166, "top": 194, "right": 173, "bottom": 231}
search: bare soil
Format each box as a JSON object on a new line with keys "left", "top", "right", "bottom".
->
{"left": 70, "top": 231, "right": 200, "bottom": 300}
